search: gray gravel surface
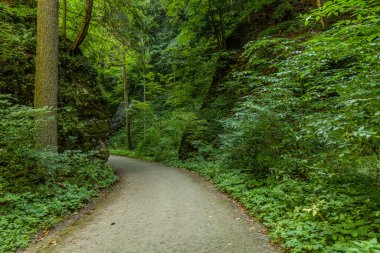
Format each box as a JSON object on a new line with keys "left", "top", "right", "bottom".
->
{"left": 48, "top": 156, "right": 277, "bottom": 253}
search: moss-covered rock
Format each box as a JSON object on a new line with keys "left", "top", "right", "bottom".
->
{"left": 58, "top": 51, "right": 109, "bottom": 158}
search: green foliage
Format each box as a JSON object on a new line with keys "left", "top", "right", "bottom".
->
{"left": 305, "top": 0, "right": 380, "bottom": 25}
{"left": 220, "top": 37, "right": 309, "bottom": 178}
{"left": 289, "top": 21, "right": 380, "bottom": 178}
{"left": 0, "top": 2, "right": 36, "bottom": 104}
{"left": 111, "top": 110, "right": 196, "bottom": 161}
{"left": 258, "top": 19, "right": 308, "bottom": 38}
{"left": 171, "top": 159, "right": 380, "bottom": 253}
{"left": 1, "top": 185, "right": 91, "bottom": 252}
{"left": 220, "top": 10, "right": 380, "bottom": 179}
{"left": 0, "top": 95, "right": 44, "bottom": 189}
{"left": 347, "top": 239, "right": 380, "bottom": 253}
{"left": 0, "top": 3, "right": 35, "bottom": 60}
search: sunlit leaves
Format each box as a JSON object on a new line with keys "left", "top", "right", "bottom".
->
{"left": 305, "top": 0, "right": 380, "bottom": 26}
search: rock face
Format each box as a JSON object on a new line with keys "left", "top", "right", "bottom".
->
{"left": 58, "top": 53, "right": 110, "bottom": 158}
{"left": 0, "top": 2, "right": 109, "bottom": 158}
{"left": 110, "top": 103, "right": 126, "bottom": 132}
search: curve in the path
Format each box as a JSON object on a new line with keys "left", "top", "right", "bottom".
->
{"left": 49, "top": 156, "right": 277, "bottom": 253}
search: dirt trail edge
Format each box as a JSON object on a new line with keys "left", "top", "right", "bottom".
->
{"left": 32, "top": 156, "right": 278, "bottom": 253}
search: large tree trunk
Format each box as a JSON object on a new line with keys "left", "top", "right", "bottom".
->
{"left": 34, "top": 0, "right": 59, "bottom": 150}
{"left": 122, "top": 51, "right": 133, "bottom": 150}
{"left": 69, "top": 0, "right": 93, "bottom": 54}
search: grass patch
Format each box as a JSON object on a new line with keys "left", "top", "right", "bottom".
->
{"left": 110, "top": 149, "right": 154, "bottom": 161}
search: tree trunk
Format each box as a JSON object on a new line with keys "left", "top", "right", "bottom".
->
{"left": 316, "top": 0, "right": 325, "bottom": 29}
{"left": 34, "top": 0, "right": 59, "bottom": 150}
{"left": 207, "top": 0, "right": 222, "bottom": 49}
{"left": 141, "top": 43, "right": 147, "bottom": 140}
{"left": 69, "top": 0, "right": 93, "bottom": 54}
{"left": 62, "top": 0, "right": 67, "bottom": 39}
{"left": 122, "top": 51, "right": 133, "bottom": 150}
{"left": 218, "top": 3, "right": 227, "bottom": 49}
{"left": 143, "top": 72, "right": 146, "bottom": 140}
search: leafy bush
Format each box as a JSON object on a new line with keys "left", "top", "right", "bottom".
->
{"left": 111, "top": 110, "right": 196, "bottom": 162}
{"left": 220, "top": 12, "right": 380, "bottom": 179}
{"left": 305, "top": 0, "right": 380, "bottom": 25}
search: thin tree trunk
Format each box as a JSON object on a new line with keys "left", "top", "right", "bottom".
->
{"left": 207, "top": 0, "right": 222, "bottom": 49}
{"left": 69, "top": 0, "right": 93, "bottom": 54}
{"left": 62, "top": 0, "right": 67, "bottom": 39}
{"left": 143, "top": 66, "right": 146, "bottom": 140}
{"left": 219, "top": 3, "right": 227, "bottom": 49}
{"left": 34, "top": 0, "right": 59, "bottom": 150}
{"left": 122, "top": 51, "right": 133, "bottom": 150}
{"left": 141, "top": 42, "right": 147, "bottom": 140}
{"left": 316, "top": 0, "right": 325, "bottom": 29}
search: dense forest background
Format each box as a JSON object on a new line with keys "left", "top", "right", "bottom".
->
{"left": 0, "top": 0, "right": 379, "bottom": 252}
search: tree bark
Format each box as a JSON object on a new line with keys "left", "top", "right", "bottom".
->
{"left": 34, "top": 0, "right": 59, "bottom": 150}
{"left": 122, "top": 51, "right": 133, "bottom": 150}
{"left": 69, "top": 0, "right": 93, "bottom": 54}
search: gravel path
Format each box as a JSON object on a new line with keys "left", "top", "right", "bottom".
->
{"left": 47, "top": 156, "right": 277, "bottom": 253}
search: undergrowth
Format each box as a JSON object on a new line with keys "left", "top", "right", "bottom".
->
{"left": 0, "top": 96, "right": 118, "bottom": 253}
{"left": 168, "top": 159, "right": 380, "bottom": 253}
